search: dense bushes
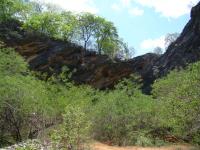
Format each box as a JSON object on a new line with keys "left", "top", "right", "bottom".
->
{"left": 0, "top": 46, "right": 94, "bottom": 148}
{"left": 91, "top": 62, "right": 200, "bottom": 146}
{"left": 1, "top": 0, "right": 200, "bottom": 148}
{"left": 0, "top": 47, "right": 28, "bottom": 75}
{"left": 0, "top": 47, "right": 57, "bottom": 146}
{"left": 1, "top": 45, "right": 200, "bottom": 148}
{"left": 92, "top": 89, "right": 157, "bottom": 146}
{"left": 152, "top": 62, "right": 200, "bottom": 144}
{"left": 0, "top": 75, "right": 53, "bottom": 142}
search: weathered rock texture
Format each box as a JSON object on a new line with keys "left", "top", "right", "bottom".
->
{"left": 146, "top": 2, "right": 200, "bottom": 81}
{"left": 0, "top": 2, "right": 200, "bottom": 90}
{"left": 0, "top": 17, "right": 160, "bottom": 89}
{"left": 0, "top": 21, "right": 135, "bottom": 89}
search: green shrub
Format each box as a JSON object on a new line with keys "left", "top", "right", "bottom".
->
{"left": 0, "top": 75, "right": 56, "bottom": 143}
{"left": 0, "top": 0, "right": 27, "bottom": 22}
{"left": 135, "top": 132, "right": 154, "bottom": 147}
{"left": 0, "top": 47, "right": 28, "bottom": 76}
{"left": 152, "top": 62, "right": 200, "bottom": 144}
{"left": 51, "top": 104, "right": 91, "bottom": 150}
{"left": 1, "top": 43, "right": 200, "bottom": 148}
{"left": 0, "top": 47, "right": 57, "bottom": 146}
{"left": 92, "top": 78, "right": 157, "bottom": 146}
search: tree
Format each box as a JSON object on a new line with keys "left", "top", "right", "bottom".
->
{"left": 77, "top": 13, "right": 125, "bottom": 58}
{"left": 78, "top": 13, "right": 97, "bottom": 51}
{"left": 45, "top": 3, "right": 63, "bottom": 13}
{"left": 0, "top": 0, "right": 27, "bottom": 22}
{"left": 116, "top": 39, "right": 135, "bottom": 60}
{"left": 153, "top": 47, "right": 163, "bottom": 55}
{"left": 21, "top": 2, "right": 132, "bottom": 59}
{"left": 28, "top": 0, "right": 44, "bottom": 14}
{"left": 24, "top": 12, "right": 62, "bottom": 37}
{"left": 94, "top": 17, "right": 119, "bottom": 55}
{"left": 101, "top": 38, "right": 119, "bottom": 58}
{"left": 59, "top": 11, "right": 78, "bottom": 41}
{"left": 165, "top": 33, "right": 179, "bottom": 48}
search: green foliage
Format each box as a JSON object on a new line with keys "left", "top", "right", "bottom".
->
{"left": 135, "top": 132, "right": 154, "bottom": 147}
{"left": 152, "top": 62, "right": 200, "bottom": 144}
{"left": 1, "top": 1, "right": 200, "bottom": 147}
{"left": 0, "top": 0, "right": 133, "bottom": 59}
{"left": 117, "top": 40, "right": 135, "bottom": 60}
{"left": 22, "top": 7, "right": 126, "bottom": 58}
{"left": 24, "top": 11, "right": 79, "bottom": 41}
{"left": 0, "top": 47, "right": 28, "bottom": 75}
{"left": 16, "top": 147, "right": 35, "bottom": 150}
{"left": 59, "top": 11, "right": 78, "bottom": 41}
{"left": 1, "top": 45, "right": 200, "bottom": 148}
{"left": 0, "top": 48, "right": 56, "bottom": 146}
{"left": 92, "top": 78, "right": 157, "bottom": 146}
{"left": 0, "top": 0, "right": 28, "bottom": 22}
{"left": 14, "top": 140, "right": 43, "bottom": 150}
{"left": 78, "top": 12, "right": 97, "bottom": 50}
{"left": 23, "top": 12, "right": 62, "bottom": 37}
{"left": 0, "top": 74, "right": 56, "bottom": 143}
{"left": 51, "top": 105, "right": 91, "bottom": 150}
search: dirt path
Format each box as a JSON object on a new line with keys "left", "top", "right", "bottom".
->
{"left": 92, "top": 142, "right": 197, "bottom": 150}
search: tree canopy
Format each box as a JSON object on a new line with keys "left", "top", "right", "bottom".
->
{"left": 0, "top": 0, "right": 134, "bottom": 59}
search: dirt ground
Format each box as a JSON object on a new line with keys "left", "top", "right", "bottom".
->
{"left": 92, "top": 142, "right": 197, "bottom": 150}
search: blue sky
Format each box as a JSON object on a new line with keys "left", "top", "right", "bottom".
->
{"left": 39, "top": 0, "right": 199, "bottom": 56}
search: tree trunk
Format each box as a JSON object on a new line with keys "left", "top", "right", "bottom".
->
{"left": 81, "top": 41, "right": 87, "bottom": 65}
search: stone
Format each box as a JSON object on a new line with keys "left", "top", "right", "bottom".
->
{"left": 1, "top": 2, "right": 200, "bottom": 91}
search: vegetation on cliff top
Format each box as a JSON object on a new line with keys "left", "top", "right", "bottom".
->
{"left": 0, "top": 0, "right": 134, "bottom": 59}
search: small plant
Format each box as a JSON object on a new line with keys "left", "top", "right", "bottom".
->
{"left": 16, "top": 146, "right": 35, "bottom": 150}
{"left": 135, "top": 133, "right": 154, "bottom": 147}
{"left": 51, "top": 104, "right": 91, "bottom": 150}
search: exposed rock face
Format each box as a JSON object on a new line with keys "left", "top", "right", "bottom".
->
{"left": 147, "top": 2, "right": 200, "bottom": 81}
{"left": 1, "top": 2, "right": 200, "bottom": 90}
{"left": 0, "top": 21, "right": 135, "bottom": 89}
{"left": 0, "top": 19, "right": 160, "bottom": 89}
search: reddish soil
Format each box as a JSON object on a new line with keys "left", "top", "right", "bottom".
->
{"left": 92, "top": 142, "right": 197, "bottom": 150}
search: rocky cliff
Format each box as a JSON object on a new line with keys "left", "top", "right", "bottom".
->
{"left": 0, "top": 2, "right": 200, "bottom": 90}
{"left": 146, "top": 1, "right": 200, "bottom": 81}
{"left": 0, "top": 21, "right": 135, "bottom": 89}
{"left": 0, "top": 17, "right": 160, "bottom": 89}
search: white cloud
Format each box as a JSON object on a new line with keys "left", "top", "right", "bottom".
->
{"left": 120, "top": 0, "right": 131, "bottom": 7}
{"left": 38, "top": 0, "right": 98, "bottom": 13}
{"left": 135, "top": 0, "right": 199, "bottom": 18}
{"left": 111, "top": 0, "right": 144, "bottom": 16}
{"left": 129, "top": 7, "right": 144, "bottom": 16}
{"left": 140, "top": 36, "right": 165, "bottom": 50}
{"left": 111, "top": 3, "right": 121, "bottom": 11}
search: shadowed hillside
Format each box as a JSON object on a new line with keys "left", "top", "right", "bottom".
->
{"left": 1, "top": 2, "right": 200, "bottom": 90}
{"left": 0, "top": 20, "right": 157, "bottom": 89}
